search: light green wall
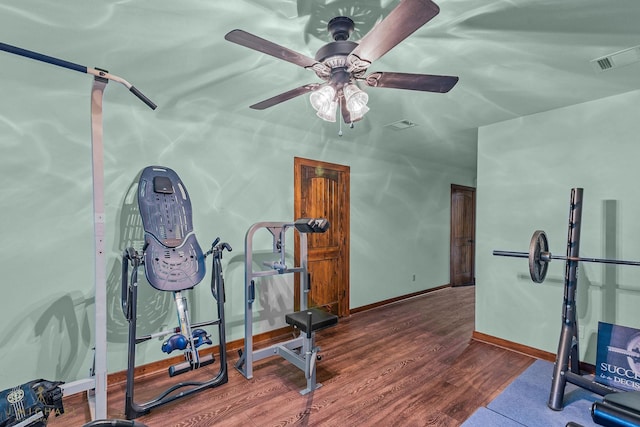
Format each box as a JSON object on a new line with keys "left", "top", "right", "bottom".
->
{"left": 476, "top": 89, "right": 640, "bottom": 364}
{"left": 0, "top": 69, "right": 474, "bottom": 387}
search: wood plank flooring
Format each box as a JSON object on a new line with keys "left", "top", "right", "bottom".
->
{"left": 49, "top": 286, "right": 535, "bottom": 426}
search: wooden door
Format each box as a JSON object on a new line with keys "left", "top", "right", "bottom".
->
{"left": 450, "top": 184, "right": 476, "bottom": 286}
{"left": 294, "top": 157, "right": 350, "bottom": 317}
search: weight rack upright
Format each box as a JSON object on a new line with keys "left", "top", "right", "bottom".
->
{"left": 548, "top": 188, "right": 618, "bottom": 410}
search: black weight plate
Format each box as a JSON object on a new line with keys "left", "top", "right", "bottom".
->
{"left": 529, "top": 230, "right": 549, "bottom": 283}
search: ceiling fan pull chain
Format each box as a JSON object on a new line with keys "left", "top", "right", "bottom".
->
{"left": 338, "top": 104, "right": 343, "bottom": 137}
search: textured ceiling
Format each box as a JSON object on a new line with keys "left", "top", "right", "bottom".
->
{"left": 1, "top": 0, "right": 639, "bottom": 170}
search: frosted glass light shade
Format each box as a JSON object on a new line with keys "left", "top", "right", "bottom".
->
{"left": 310, "top": 85, "right": 336, "bottom": 112}
{"left": 343, "top": 83, "right": 369, "bottom": 121}
{"left": 316, "top": 100, "right": 338, "bottom": 122}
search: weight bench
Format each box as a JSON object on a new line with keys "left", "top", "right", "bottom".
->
{"left": 236, "top": 219, "right": 338, "bottom": 395}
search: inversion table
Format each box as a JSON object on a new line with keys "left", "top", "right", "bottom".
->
{"left": 121, "top": 166, "right": 230, "bottom": 419}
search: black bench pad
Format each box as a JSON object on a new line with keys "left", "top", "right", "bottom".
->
{"left": 285, "top": 308, "right": 338, "bottom": 334}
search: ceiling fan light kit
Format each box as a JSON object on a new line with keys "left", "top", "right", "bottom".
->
{"left": 343, "top": 83, "right": 369, "bottom": 122}
{"left": 224, "top": 0, "right": 458, "bottom": 128}
{"left": 310, "top": 85, "right": 338, "bottom": 122}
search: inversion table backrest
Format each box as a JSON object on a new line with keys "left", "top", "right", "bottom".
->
{"left": 138, "top": 166, "right": 205, "bottom": 291}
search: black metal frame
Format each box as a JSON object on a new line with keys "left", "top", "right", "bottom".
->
{"left": 547, "top": 188, "right": 619, "bottom": 410}
{"left": 121, "top": 239, "right": 230, "bottom": 419}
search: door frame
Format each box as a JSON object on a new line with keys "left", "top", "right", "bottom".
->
{"left": 449, "top": 184, "right": 476, "bottom": 286}
{"left": 294, "top": 157, "right": 350, "bottom": 317}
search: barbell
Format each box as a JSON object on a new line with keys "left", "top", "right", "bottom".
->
{"left": 493, "top": 230, "right": 640, "bottom": 283}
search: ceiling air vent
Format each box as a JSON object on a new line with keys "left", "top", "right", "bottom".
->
{"left": 591, "top": 45, "right": 640, "bottom": 72}
{"left": 596, "top": 57, "right": 613, "bottom": 71}
{"left": 385, "top": 119, "right": 418, "bottom": 131}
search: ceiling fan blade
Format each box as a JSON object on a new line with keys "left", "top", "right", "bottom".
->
{"left": 364, "top": 72, "right": 458, "bottom": 93}
{"left": 249, "top": 83, "right": 320, "bottom": 110}
{"left": 225, "top": 29, "right": 326, "bottom": 72}
{"left": 348, "top": 0, "right": 440, "bottom": 71}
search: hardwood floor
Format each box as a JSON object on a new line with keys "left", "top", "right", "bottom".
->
{"left": 49, "top": 286, "right": 535, "bottom": 426}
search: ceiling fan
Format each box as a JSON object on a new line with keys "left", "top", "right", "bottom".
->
{"left": 224, "top": 0, "right": 458, "bottom": 124}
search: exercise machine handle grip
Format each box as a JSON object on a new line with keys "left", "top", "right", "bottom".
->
{"left": 121, "top": 250, "right": 130, "bottom": 318}
{"left": 204, "top": 238, "right": 220, "bottom": 257}
{"left": 249, "top": 280, "right": 255, "bottom": 304}
{"left": 121, "top": 247, "right": 139, "bottom": 320}
{"left": 129, "top": 86, "right": 157, "bottom": 110}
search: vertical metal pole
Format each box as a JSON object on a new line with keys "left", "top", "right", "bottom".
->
{"left": 175, "top": 291, "right": 198, "bottom": 364}
{"left": 90, "top": 76, "right": 108, "bottom": 420}
{"left": 213, "top": 249, "right": 228, "bottom": 377}
{"left": 241, "top": 224, "right": 257, "bottom": 379}
{"left": 548, "top": 188, "right": 583, "bottom": 410}
{"left": 300, "top": 232, "right": 308, "bottom": 311}
{"left": 124, "top": 263, "right": 138, "bottom": 420}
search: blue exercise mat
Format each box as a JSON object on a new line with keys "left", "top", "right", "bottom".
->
{"left": 462, "top": 359, "right": 601, "bottom": 427}
{"left": 462, "top": 407, "right": 525, "bottom": 427}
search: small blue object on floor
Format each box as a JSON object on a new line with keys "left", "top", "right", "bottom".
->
{"left": 461, "top": 360, "right": 601, "bottom": 427}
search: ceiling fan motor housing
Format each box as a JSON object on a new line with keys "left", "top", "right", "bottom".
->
{"left": 327, "top": 16, "right": 355, "bottom": 41}
{"left": 314, "top": 40, "right": 359, "bottom": 81}
{"left": 314, "top": 41, "right": 358, "bottom": 63}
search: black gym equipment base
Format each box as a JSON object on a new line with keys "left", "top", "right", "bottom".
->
{"left": 122, "top": 242, "right": 229, "bottom": 420}
{"left": 83, "top": 420, "right": 147, "bottom": 427}
{"left": 591, "top": 391, "right": 640, "bottom": 427}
